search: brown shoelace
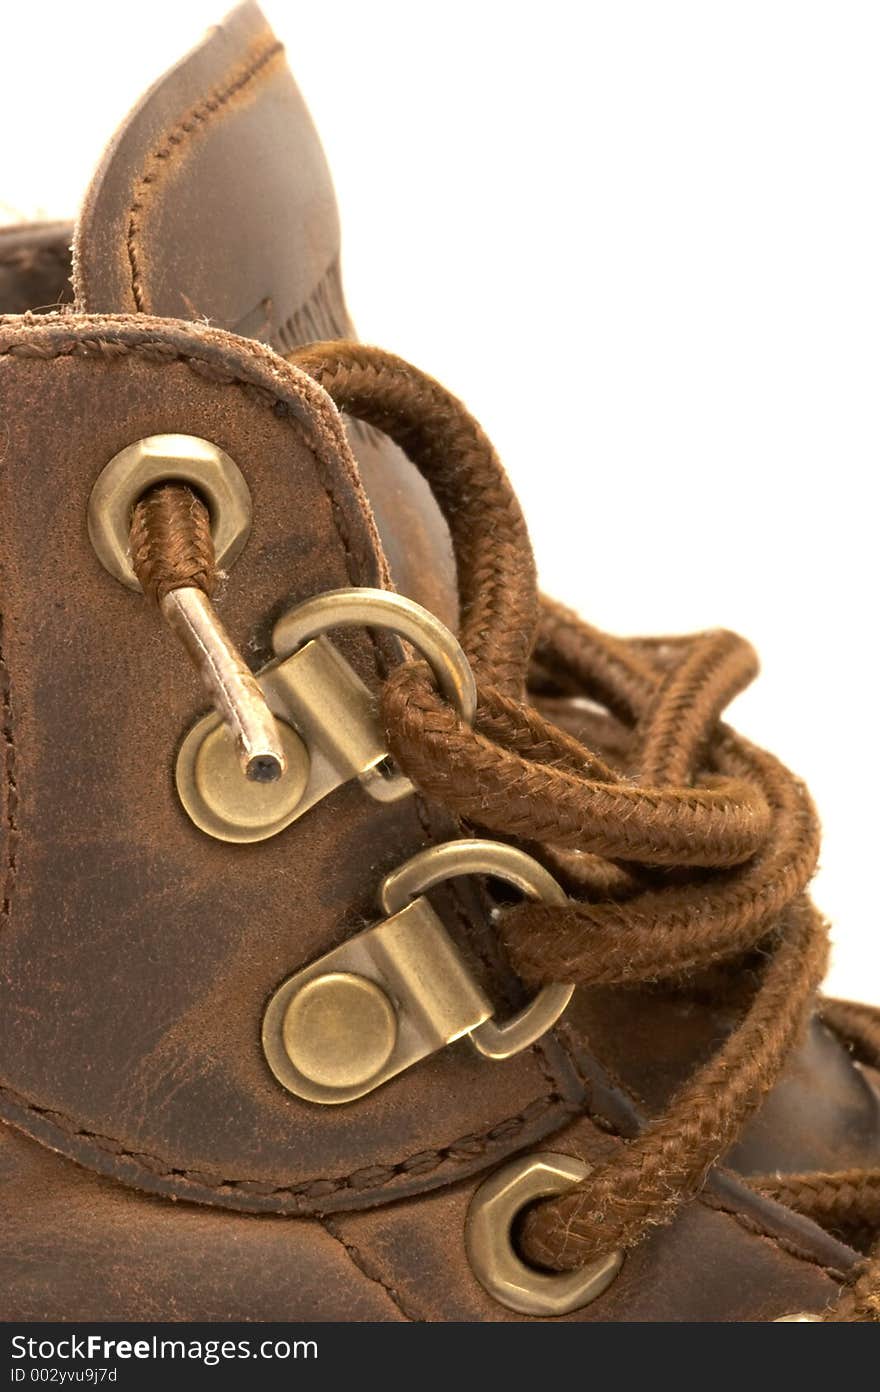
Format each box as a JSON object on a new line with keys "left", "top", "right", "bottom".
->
{"left": 291, "top": 341, "right": 880, "bottom": 1321}
{"left": 130, "top": 482, "right": 216, "bottom": 604}
{"left": 133, "top": 338, "right": 880, "bottom": 1320}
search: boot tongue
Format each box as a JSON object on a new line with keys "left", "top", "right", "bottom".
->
{"left": 74, "top": 2, "right": 343, "bottom": 343}
{"left": 73, "top": 0, "right": 457, "bottom": 626}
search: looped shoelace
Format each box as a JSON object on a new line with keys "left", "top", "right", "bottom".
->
{"left": 99, "top": 331, "right": 878, "bottom": 1317}
{"left": 144, "top": 338, "right": 867, "bottom": 1317}
{"left": 282, "top": 340, "right": 880, "bottom": 1319}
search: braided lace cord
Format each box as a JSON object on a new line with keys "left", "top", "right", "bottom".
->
{"left": 289, "top": 340, "right": 880, "bottom": 1320}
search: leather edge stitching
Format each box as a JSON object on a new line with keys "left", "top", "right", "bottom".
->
{"left": 0, "top": 1080, "right": 568, "bottom": 1201}
{"left": 126, "top": 36, "right": 284, "bottom": 312}
{"left": 0, "top": 618, "right": 19, "bottom": 933}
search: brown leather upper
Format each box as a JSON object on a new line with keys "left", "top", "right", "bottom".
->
{"left": 1, "top": 0, "right": 877, "bottom": 1321}
{"left": 0, "top": 312, "right": 585, "bottom": 1214}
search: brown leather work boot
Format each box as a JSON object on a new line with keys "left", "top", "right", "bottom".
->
{"left": 2, "top": 2, "right": 879, "bottom": 1324}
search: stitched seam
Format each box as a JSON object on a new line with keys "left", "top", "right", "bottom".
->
{"left": 0, "top": 618, "right": 19, "bottom": 929}
{"left": 4, "top": 1074, "right": 847, "bottom": 1281}
{"left": 0, "top": 1079, "right": 566, "bottom": 1199}
{"left": 126, "top": 38, "right": 283, "bottom": 311}
{"left": 319, "top": 1218, "right": 421, "bottom": 1321}
{"left": 0, "top": 332, "right": 472, "bottom": 1194}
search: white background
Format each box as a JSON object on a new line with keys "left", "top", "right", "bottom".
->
{"left": 3, "top": 1, "right": 877, "bottom": 1002}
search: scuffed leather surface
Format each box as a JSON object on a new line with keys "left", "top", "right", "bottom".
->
{"left": 0, "top": 1114, "right": 851, "bottom": 1322}
{"left": 0, "top": 313, "right": 584, "bottom": 1215}
{"left": 332, "top": 1116, "right": 855, "bottom": 1321}
{"left": 0, "top": 1123, "right": 405, "bottom": 1321}
{"left": 732, "top": 1018, "right": 880, "bottom": 1173}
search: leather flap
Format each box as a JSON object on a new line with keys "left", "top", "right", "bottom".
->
{"left": 0, "top": 314, "right": 582, "bottom": 1214}
{"left": 74, "top": 2, "right": 344, "bottom": 349}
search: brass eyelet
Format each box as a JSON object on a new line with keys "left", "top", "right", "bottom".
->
{"left": 87, "top": 434, "right": 252, "bottom": 590}
{"left": 465, "top": 1152, "right": 623, "bottom": 1316}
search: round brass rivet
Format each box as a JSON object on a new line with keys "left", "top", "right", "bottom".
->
{"left": 281, "top": 973, "right": 397, "bottom": 1089}
{"left": 194, "top": 719, "right": 308, "bottom": 828}
{"left": 176, "top": 715, "right": 310, "bottom": 843}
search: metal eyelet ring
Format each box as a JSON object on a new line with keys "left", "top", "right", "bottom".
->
{"left": 466, "top": 1152, "right": 623, "bottom": 1316}
{"left": 272, "top": 587, "right": 478, "bottom": 724}
{"left": 88, "top": 434, "right": 252, "bottom": 590}
{"left": 379, "top": 839, "right": 574, "bottom": 1059}
{"left": 775, "top": 1313, "right": 823, "bottom": 1321}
